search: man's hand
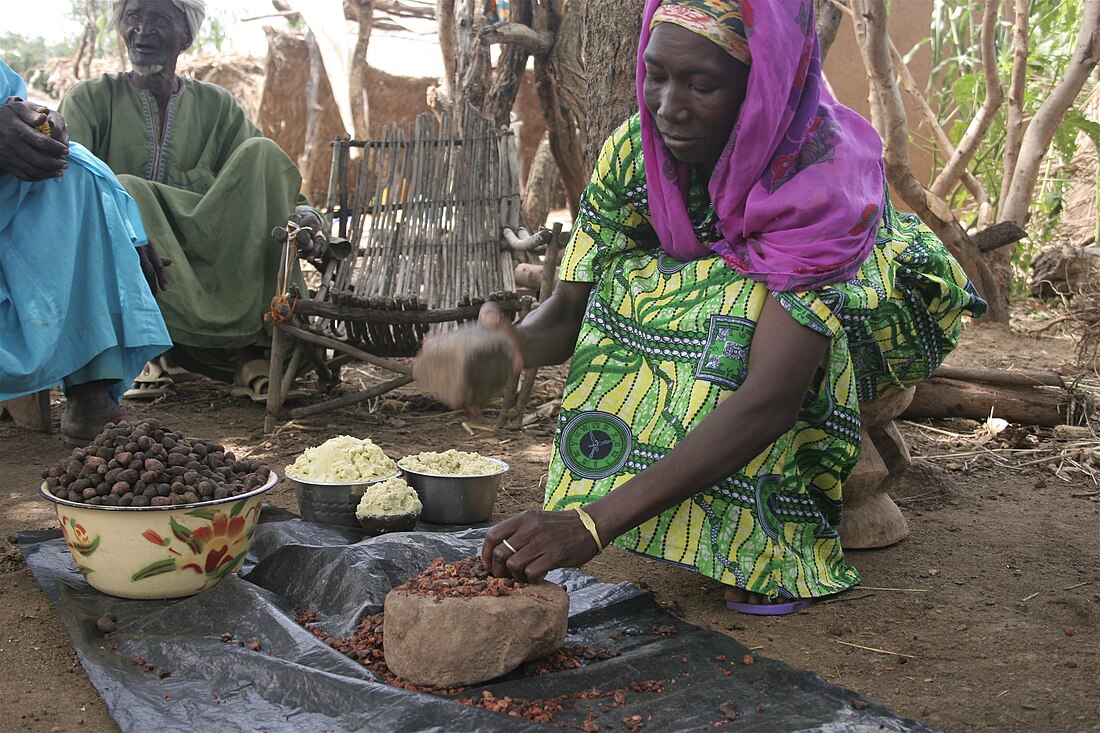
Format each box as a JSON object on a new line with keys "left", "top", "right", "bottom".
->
{"left": 0, "top": 98, "right": 69, "bottom": 181}
{"left": 45, "top": 108, "right": 68, "bottom": 146}
{"left": 137, "top": 242, "right": 170, "bottom": 294}
{"left": 289, "top": 206, "right": 327, "bottom": 261}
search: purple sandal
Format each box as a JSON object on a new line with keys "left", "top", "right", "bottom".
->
{"left": 725, "top": 598, "right": 813, "bottom": 616}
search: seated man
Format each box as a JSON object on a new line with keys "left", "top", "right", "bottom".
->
{"left": 0, "top": 60, "right": 172, "bottom": 444}
{"left": 59, "top": 0, "right": 325, "bottom": 402}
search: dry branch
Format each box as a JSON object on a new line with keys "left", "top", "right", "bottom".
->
{"left": 1000, "top": 0, "right": 1030, "bottom": 202}
{"left": 971, "top": 221, "right": 1029, "bottom": 253}
{"left": 999, "top": 0, "right": 1100, "bottom": 225}
{"left": 888, "top": 40, "right": 990, "bottom": 221}
{"left": 929, "top": 0, "right": 1003, "bottom": 201}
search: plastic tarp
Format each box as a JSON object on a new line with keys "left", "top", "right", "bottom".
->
{"left": 20, "top": 508, "right": 942, "bottom": 733}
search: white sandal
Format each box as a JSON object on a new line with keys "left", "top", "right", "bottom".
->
{"left": 123, "top": 359, "right": 176, "bottom": 400}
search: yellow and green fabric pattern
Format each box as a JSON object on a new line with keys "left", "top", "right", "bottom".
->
{"left": 544, "top": 116, "right": 986, "bottom": 600}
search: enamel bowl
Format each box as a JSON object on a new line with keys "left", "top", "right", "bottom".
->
{"left": 39, "top": 473, "right": 277, "bottom": 600}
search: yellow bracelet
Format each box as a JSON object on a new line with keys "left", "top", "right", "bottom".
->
{"left": 574, "top": 507, "right": 603, "bottom": 552}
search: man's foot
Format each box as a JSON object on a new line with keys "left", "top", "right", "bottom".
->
{"left": 123, "top": 359, "right": 176, "bottom": 400}
{"left": 61, "top": 381, "right": 136, "bottom": 446}
{"left": 724, "top": 587, "right": 814, "bottom": 616}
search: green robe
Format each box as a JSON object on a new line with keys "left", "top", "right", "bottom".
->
{"left": 60, "top": 73, "right": 304, "bottom": 367}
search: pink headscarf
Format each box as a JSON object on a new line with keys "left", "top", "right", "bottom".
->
{"left": 637, "top": 0, "right": 886, "bottom": 292}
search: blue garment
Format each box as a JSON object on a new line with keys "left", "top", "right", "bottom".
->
{"left": 0, "top": 61, "right": 171, "bottom": 402}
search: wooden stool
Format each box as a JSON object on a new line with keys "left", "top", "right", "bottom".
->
{"left": 0, "top": 390, "right": 52, "bottom": 432}
{"left": 838, "top": 387, "right": 915, "bottom": 549}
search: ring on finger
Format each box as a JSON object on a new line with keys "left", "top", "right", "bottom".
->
{"left": 501, "top": 538, "right": 517, "bottom": 554}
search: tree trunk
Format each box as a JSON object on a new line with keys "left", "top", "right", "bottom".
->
{"left": 814, "top": 0, "right": 844, "bottom": 61}
{"left": 452, "top": 0, "right": 492, "bottom": 127}
{"left": 349, "top": 0, "right": 375, "bottom": 138}
{"left": 580, "top": 0, "right": 644, "bottom": 170}
{"left": 483, "top": 0, "right": 534, "bottom": 128}
{"left": 999, "top": 0, "right": 1030, "bottom": 206}
{"left": 522, "top": 133, "right": 564, "bottom": 228}
{"left": 437, "top": 0, "right": 457, "bottom": 104}
{"left": 300, "top": 32, "right": 329, "bottom": 203}
{"left": 533, "top": 0, "right": 587, "bottom": 218}
{"left": 73, "top": 0, "right": 104, "bottom": 80}
{"left": 999, "top": 0, "right": 1100, "bottom": 225}
{"left": 850, "top": 0, "right": 1003, "bottom": 322}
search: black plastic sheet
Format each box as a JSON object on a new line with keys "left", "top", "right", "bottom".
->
{"left": 21, "top": 507, "right": 941, "bottom": 733}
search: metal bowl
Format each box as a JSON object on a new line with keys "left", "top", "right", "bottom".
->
{"left": 287, "top": 471, "right": 403, "bottom": 528}
{"left": 398, "top": 457, "right": 508, "bottom": 524}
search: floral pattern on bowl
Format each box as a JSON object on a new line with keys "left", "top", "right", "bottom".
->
{"left": 41, "top": 473, "right": 277, "bottom": 600}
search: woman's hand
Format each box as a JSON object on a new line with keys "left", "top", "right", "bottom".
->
{"left": 0, "top": 98, "right": 68, "bottom": 181}
{"left": 481, "top": 508, "right": 601, "bottom": 583}
{"left": 478, "top": 301, "right": 524, "bottom": 376}
{"left": 137, "top": 242, "right": 170, "bottom": 294}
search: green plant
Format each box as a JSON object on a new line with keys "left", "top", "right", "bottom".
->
{"left": 920, "top": 0, "right": 1094, "bottom": 265}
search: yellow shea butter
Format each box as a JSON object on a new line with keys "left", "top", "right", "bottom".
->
{"left": 286, "top": 435, "right": 398, "bottom": 483}
{"left": 399, "top": 449, "right": 500, "bottom": 476}
{"left": 355, "top": 477, "right": 422, "bottom": 518}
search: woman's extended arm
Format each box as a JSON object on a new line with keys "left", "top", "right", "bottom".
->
{"left": 483, "top": 294, "right": 830, "bottom": 581}
{"left": 482, "top": 279, "right": 593, "bottom": 371}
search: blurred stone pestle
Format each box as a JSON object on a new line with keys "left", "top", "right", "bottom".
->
{"left": 413, "top": 324, "right": 516, "bottom": 410}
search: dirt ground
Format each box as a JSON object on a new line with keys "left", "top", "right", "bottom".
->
{"left": 2, "top": 307, "right": 1098, "bottom": 733}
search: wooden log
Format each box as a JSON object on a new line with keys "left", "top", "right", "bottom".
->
{"left": 539, "top": 222, "right": 563, "bottom": 302}
{"left": 933, "top": 364, "right": 1065, "bottom": 388}
{"left": 902, "top": 376, "right": 1066, "bottom": 426}
{"left": 515, "top": 262, "right": 552, "bottom": 290}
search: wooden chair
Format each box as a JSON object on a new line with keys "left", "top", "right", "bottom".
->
{"left": 264, "top": 107, "right": 539, "bottom": 432}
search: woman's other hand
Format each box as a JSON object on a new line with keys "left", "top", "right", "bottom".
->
{"left": 0, "top": 98, "right": 68, "bottom": 181}
{"left": 481, "top": 508, "right": 601, "bottom": 583}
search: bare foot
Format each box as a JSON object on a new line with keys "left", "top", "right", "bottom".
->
{"left": 61, "top": 380, "right": 133, "bottom": 441}
{"left": 724, "top": 587, "right": 772, "bottom": 606}
{"left": 724, "top": 587, "right": 820, "bottom": 615}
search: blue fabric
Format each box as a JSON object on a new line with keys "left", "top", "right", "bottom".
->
{"left": 0, "top": 60, "right": 171, "bottom": 402}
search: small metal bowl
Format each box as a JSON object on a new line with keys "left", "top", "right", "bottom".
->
{"left": 287, "top": 471, "right": 403, "bottom": 529}
{"left": 357, "top": 511, "right": 420, "bottom": 537}
{"left": 398, "top": 457, "right": 509, "bottom": 525}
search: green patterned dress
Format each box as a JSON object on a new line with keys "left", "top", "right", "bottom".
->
{"left": 544, "top": 116, "right": 986, "bottom": 600}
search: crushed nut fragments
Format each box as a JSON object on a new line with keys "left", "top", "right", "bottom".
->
{"left": 291, "top": 557, "right": 677, "bottom": 728}
{"left": 392, "top": 556, "right": 525, "bottom": 601}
